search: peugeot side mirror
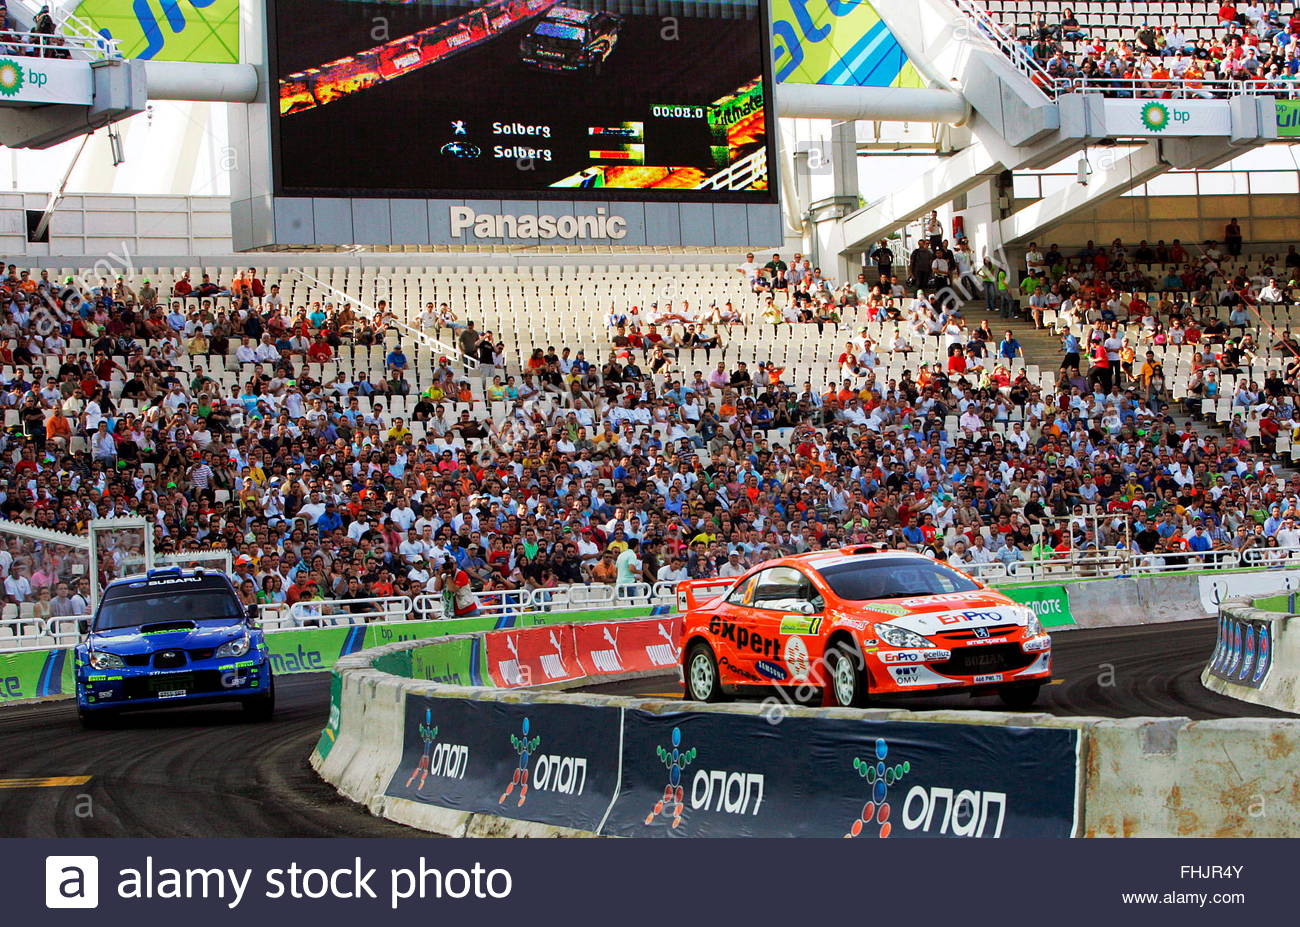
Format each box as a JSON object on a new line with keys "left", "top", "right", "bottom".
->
{"left": 77, "top": 618, "right": 90, "bottom": 636}
{"left": 796, "top": 601, "right": 816, "bottom": 615}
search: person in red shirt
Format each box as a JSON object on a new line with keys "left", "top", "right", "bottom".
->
{"left": 172, "top": 273, "right": 193, "bottom": 298}
{"left": 307, "top": 336, "right": 333, "bottom": 364}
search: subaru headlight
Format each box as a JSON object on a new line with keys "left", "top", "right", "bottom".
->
{"left": 876, "top": 623, "right": 933, "bottom": 649}
{"left": 88, "top": 650, "right": 125, "bottom": 670}
{"left": 215, "top": 636, "right": 251, "bottom": 658}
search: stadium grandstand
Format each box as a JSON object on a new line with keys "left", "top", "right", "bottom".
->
{"left": 2, "top": 0, "right": 1300, "bottom": 646}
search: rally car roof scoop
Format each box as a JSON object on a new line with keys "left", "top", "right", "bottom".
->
{"left": 137, "top": 620, "right": 199, "bottom": 634}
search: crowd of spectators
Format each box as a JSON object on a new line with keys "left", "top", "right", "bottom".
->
{"left": 1, "top": 238, "right": 1299, "bottom": 625}
{"left": 1006, "top": 2, "right": 1300, "bottom": 95}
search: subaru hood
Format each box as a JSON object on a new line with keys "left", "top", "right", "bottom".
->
{"left": 88, "top": 620, "right": 246, "bottom": 655}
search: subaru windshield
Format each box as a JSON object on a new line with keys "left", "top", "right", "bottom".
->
{"left": 95, "top": 579, "right": 244, "bottom": 631}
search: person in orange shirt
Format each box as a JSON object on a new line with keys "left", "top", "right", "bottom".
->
{"left": 1150, "top": 62, "right": 1171, "bottom": 97}
{"left": 1184, "top": 62, "right": 1211, "bottom": 98}
{"left": 44, "top": 407, "right": 72, "bottom": 451}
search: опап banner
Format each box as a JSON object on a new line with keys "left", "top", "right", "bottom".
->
{"left": 603, "top": 710, "right": 1079, "bottom": 838}
{"left": 385, "top": 695, "right": 621, "bottom": 833}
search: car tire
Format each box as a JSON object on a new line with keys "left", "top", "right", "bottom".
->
{"left": 243, "top": 677, "right": 276, "bottom": 722}
{"left": 826, "top": 640, "right": 871, "bottom": 708}
{"left": 684, "top": 642, "right": 727, "bottom": 703}
{"left": 998, "top": 681, "right": 1042, "bottom": 709}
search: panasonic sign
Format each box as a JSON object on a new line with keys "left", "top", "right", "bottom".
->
{"left": 449, "top": 206, "right": 628, "bottom": 240}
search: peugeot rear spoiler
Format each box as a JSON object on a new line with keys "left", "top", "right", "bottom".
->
{"left": 677, "top": 577, "right": 737, "bottom": 612}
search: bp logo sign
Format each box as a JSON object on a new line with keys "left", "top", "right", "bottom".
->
{"left": 1140, "top": 102, "right": 1169, "bottom": 131}
{"left": 1138, "top": 101, "right": 1193, "bottom": 132}
{"left": 0, "top": 59, "right": 24, "bottom": 97}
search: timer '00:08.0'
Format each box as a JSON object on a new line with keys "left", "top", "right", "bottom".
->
{"left": 651, "top": 105, "right": 705, "bottom": 119}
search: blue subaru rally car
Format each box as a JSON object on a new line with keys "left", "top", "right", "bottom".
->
{"left": 74, "top": 567, "right": 274, "bottom": 727}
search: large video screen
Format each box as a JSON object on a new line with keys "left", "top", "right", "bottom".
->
{"left": 268, "top": 0, "right": 774, "bottom": 202}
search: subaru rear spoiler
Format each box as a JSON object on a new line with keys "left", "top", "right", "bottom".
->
{"left": 677, "top": 578, "right": 737, "bottom": 612}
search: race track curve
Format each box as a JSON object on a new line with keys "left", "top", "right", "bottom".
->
{"left": 0, "top": 618, "right": 1283, "bottom": 837}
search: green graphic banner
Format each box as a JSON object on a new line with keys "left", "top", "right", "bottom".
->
{"left": 770, "top": 0, "right": 922, "bottom": 88}
{"left": 0, "top": 648, "right": 74, "bottom": 702}
{"left": 1277, "top": 99, "right": 1300, "bottom": 138}
{"left": 314, "top": 671, "right": 343, "bottom": 760}
{"left": 73, "top": 0, "right": 241, "bottom": 63}
{"left": 1003, "top": 584, "right": 1074, "bottom": 628}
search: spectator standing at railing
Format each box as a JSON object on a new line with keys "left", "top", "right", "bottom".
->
{"left": 1225, "top": 218, "right": 1245, "bottom": 258}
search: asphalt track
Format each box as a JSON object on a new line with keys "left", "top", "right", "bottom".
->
{"left": 0, "top": 675, "right": 416, "bottom": 837}
{"left": 576, "top": 618, "right": 1293, "bottom": 721}
{"left": 0, "top": 618, "right": 1284, "bottom": 837}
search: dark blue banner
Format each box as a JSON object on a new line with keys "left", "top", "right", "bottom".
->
{"left": 602, "top": 709, "right": 1079, "bottom": 838}
{"left": 384, "top": 695, "right": 621, "bottom": 833}
{"left": 1210, "top": 614, "right": 1272, "bottom": 689}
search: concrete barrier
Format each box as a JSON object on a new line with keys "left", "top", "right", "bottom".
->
{"left": 315, "top": 615, "right": 1300, "bottom": 837}
{"left": 1201, "top": 600, "right": 1300, "bottom": 717}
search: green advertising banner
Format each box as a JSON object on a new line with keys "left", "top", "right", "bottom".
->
{"left": 1003, "top": 584, "right": 1075, "bottom": 628}
{"left": 73, "top": 0, "right": 241, "bottom": 63}
{"left": 1277, "top": 99, "right": 1300, "bottom": 138}
{"left": 314, "top": 671, "right": 343, "bottom": 760}
{"left": 0, "top": 647, "right": 73, "bottom": 702}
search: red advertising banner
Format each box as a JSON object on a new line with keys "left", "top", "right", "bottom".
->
{"left": 484, "top": 617, "right": 684, "bottom": 688}
{"left": 484, "top": 625, "right": 582, "bottom": 688}
{"left": 571, "top": 617, "right": 683, "bottom": 678}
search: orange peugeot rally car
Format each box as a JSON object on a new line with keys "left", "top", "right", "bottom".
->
{"left": 678, "top": 548, "right": 1052, "bottom": 709}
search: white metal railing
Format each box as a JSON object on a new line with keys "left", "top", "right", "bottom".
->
{"left": 0, "top": 615, "right": 55, "bottom": 648}
{"left": 285, "top": 595, "right": 408, "bottom": 627}
{"left": 1051, "top": 76, "right": 1260, "bottom": 99}
{"left": 0, "top": 29, "right": 118, "bottom": 61}
{"left": 289, "top": 269, "right": 478, "bottom": 373}
{"left": 7, "top": 0, "right": 119, "bottom": 59}
{"left": 45, "top": 614, "right": 86, "bottom": 646}
{"left": 951, "top": 0, "right": 1057, "bottom": 99}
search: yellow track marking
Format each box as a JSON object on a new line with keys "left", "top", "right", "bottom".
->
{"left": 0, "top": 776, "right": 92, "bottom": 789}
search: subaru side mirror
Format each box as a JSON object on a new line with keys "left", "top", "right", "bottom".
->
{"left": 246, "top": 604, "right": 259, "bottom": 625}
{"left": 77, "top": 618, "right": 90, "bottom": 636}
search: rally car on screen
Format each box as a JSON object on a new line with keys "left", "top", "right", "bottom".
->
{"left": 74, "top": 567, "right": 274, "bottom": 728}
{"left": 679, "top": 548, "right": 1051, "bottom": 709}
{"left": 519, "top": 7, "right": 622, "bottom": 73}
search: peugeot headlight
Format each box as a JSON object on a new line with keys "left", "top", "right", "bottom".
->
{"left": 876, "top": 623, "right": 933, "bottom": 649}
{"left": 1020, "top": 607, "right": 1043, "bottom": 637}
{"left": 88, "top": 650, "right": 125, "bottom": 670}
{"left": 215, "top": 636, "right": 251, "bottom": 658}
